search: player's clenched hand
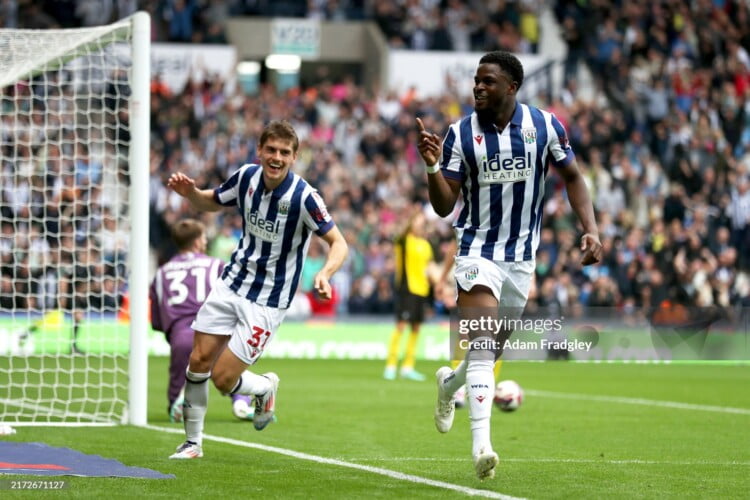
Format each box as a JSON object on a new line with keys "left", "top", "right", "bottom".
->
{"left": 167, "top": 172, "right": 196, "bottom": 197}
{"left": 580, "top": 233, "right": 602, "bottom": 266}
{"left": 416, "top": 117, "right": 441, "bottom": 167}
{"left": 313, "top": 273, "right": 332, "bottom": 300}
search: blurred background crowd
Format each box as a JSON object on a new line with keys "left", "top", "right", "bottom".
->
{"left": 1, "top": 0, "right": 543, "bottom": 53}
{"left": 1, "top": 0, "right": 749, "bottom": 324}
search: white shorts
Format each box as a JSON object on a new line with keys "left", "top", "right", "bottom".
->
{"left": 454, "top": 255, "right": 535, "bottom": 314}
{"left": 192, "top": 279, "right": 287, "bottom": 365}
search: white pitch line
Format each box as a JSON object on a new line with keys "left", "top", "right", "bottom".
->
{"left": 144, "top": 424, "right": 523, "bottom": 500}
{"left": 525, "top": 390, "right": 750, "bottom": 415}
{"left": 501, "top": 458, "right": 750, "bottom": 466}
{"left": 338, "top": 457, "right": 750, "bottom": 466}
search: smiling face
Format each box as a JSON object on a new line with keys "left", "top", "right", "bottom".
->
{"left": 473, "top": 63, "right": 517, "bottom": 119}
{"left": 258, "top": 136, "right": 296, "bottom": 190}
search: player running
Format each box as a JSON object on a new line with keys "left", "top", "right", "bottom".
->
{"left": 417, "top": 51, "right": 601, "bottom": 479}
{"left": 166, "top": 120, "right": 348, "bottom": 459}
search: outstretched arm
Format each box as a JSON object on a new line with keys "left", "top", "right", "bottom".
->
{"left": 416, "top": 118, "right": 461, "bottom": 217}
{"left": 167, "top": 172, "right": 221, "bottom": 212}
{"left": 313, "top": 225, "right": 349, "bottom": 300}
{"left": 556, "top": 160, "right": 602, "bottom": 265}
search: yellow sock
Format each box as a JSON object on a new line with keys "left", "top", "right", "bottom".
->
{"left": 385, "top": 329, "right": 402, "bottom": 368}
{"left": 494, "top": 360, "right": 503, "bottom": 381}
{"left": 451, "top": 359, "right": 461, "bottom": 370}
{"left": 402, "top": 331, "right": 420, "bottom": 371}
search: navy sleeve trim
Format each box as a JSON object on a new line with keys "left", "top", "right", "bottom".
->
{"left": 550, "top": 150, "right": 575, "bottom": 168}
{"left": 442, "top": 169, "right": 463, "bottom": 181}
{"left": 315, "top": 220, "right": 335, "bottom": 237}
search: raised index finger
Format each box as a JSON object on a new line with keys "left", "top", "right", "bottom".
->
{"left": 416, "top": 117, "right": 425, "bottom": 132}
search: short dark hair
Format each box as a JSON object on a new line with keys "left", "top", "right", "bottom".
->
{"left": 259, "top": 120, "right": 299, "bottom": 153}
{"left": 479, "top": 51, "right": 524, "bottom": 90}
{"left": 171, "top": 219, "right": 205, "bottom": 251}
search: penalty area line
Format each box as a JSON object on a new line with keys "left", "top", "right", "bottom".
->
{"left": 144, "top": 424, "right": 523, "bottom": 500}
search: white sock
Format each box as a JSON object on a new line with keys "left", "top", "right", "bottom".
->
{"left": 443, "top": 360, "right": 467, "bottom": 395}
{"left": 466, "top": 359, "right": 495, "bottom": 457}
{"left": 184, "top": 369, "right": 210, "bottom": 446}
{"left": 230, "top": 371, "right": 272, "bottom": 397}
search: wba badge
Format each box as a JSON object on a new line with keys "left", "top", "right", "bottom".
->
{"left": 521, "top": 128, "right": 537, "bottom": 144}
{"left": 278, "top": 200, "right": 290, "bottom": 215}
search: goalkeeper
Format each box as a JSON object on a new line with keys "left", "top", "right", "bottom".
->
{"left": 149, "top": 219, "right": 254, "bottom": 422}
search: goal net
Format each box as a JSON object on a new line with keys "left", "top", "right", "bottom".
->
{"left": 0, "top": 13, "right": 150, "bottom": 426}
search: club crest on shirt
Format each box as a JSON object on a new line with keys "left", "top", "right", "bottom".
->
{"left": 465, "top": 266, "right": 478, "bottom": 281}
{"left": 278, "top": 200, "right": 290, "bottom": 215}
{"left": 521, "top": 128, "right": 537, "bottom": 144}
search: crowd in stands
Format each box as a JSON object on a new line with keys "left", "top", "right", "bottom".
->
{"left": 1, "top": 0, "right": 749, "bottom": 327}
{"left": 1, "top": 1, "right": 542, "bottom": 54}
{"left": 548, "top": 0, "right": 750, "bottom": 319}
{"left": 369, "top": 0, "right": 542, "bottom": 53}
{"left": 0, "top": 0, "right": 225, "bottom": 43}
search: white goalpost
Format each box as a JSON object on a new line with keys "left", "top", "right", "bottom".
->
{"left": 0, "top": 13, "right": 150, "bottom": 426}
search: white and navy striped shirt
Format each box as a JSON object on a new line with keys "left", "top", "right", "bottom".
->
{"left": 213, "top": 164, "right": 334, "bottom": 308}
{"left": 441, "top": 103, "right": 575, "bottom": 262}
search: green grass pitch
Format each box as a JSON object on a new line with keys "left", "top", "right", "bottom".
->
{"left": 2, "top": 358, "right": 749, "bottom": 499}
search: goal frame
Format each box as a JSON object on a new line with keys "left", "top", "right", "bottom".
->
{"left": 127, "top": 10, "right": 150, "bottom": 427}
{"left": 0, "top": 12, "right": 150, "bottom": 427}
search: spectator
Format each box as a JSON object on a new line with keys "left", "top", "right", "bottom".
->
{"left": 163, "top": 0, "right": 196, "bottom": 42}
